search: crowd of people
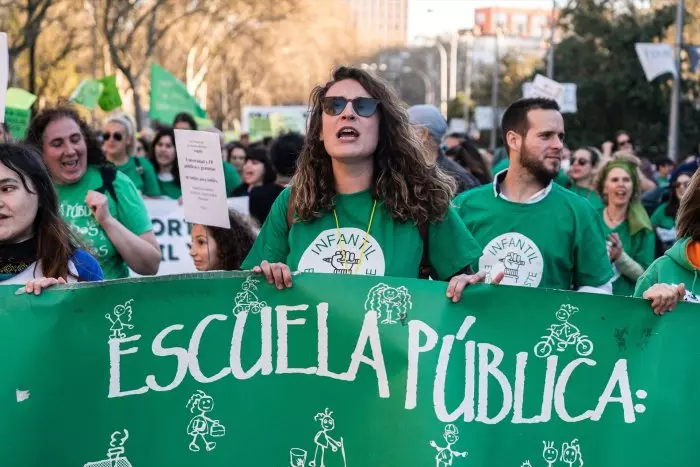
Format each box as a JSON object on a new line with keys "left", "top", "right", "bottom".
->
{"left": 1, "top": 65, "right": 698, "bottom": 314}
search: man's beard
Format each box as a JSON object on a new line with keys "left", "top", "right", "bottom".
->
{"left": 520, "top": 145, "right": 559, "bottom": 186}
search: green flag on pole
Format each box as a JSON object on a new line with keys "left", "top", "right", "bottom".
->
{"left": 70, "top": 79, "right": 104, "bottom": 110}
{"left": 97, "top": 75, "right": 122, "bottom": 112}
{"left": 149, "top": 63, "right": 206, "bottom": 125}
{"left": 4, "top": 87, "right": 37, "bottom": 140}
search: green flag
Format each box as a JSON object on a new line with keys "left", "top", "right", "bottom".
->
{"left": 97, "top": 75, "right": 122, "bottom": 112}
{"left": 70, "top": 79, "right": 104, "bottom": 110}
{"left": 1, "top": 273, "right": 698, "bottom": 466}
{"left": 4, "top": 87, "right": 36, "bottom": 140}
{"left": 149, "top": 63, "right": 206, "bottom": 125}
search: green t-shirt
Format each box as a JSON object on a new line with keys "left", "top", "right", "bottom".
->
{"left": 601, "top": 218, "right": 656, "bottom": 297}
{"left": 568, "top": 184, "right": 604, "bottom": 211}
{"left": 241, "top": 188, "right": 483, "bottom": 280}
{"left": 223, "top": 161, "right": 242, "bottom": 196}
{"left": 158, "top": 178, "right": 182, "bottom": 200}
{"left": 55, "top": 166, "right": 153, "bottom": 280}
{"left": 491, "top": 158, "right": 569, "bottom": 186}
{"left": 114, "top": 156, "right": 162, "bottom": 197}
{"left": 650, "top": 202, "right": 676, "bottom": 248}
{"left": 455, "top": 179, "right": 614, "bottom": 290}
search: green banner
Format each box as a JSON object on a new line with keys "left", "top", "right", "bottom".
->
{"left": 1, "top": 274, "right": 698, "bottom": 466}
{"left": 98, "top": 75, "right": 122, "bottom": 112}
{"left": 4, "top": 87, "right": 37, "bottom": 139}
{"left": 149, "top": 63, "right": 206, "bottom": 125}
{"left": 70, "top": 79, "right": 104, "bottom": 110}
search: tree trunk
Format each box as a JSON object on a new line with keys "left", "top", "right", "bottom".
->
{"left": 28, "top": 36, "right": 37, "bottom": 95}
{"left": 129, "top": 76, "right": 144, "bottom": 131}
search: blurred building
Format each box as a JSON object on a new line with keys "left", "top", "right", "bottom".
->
{"left": 343, "top": 0, "right": 409, "bottom": 51}
{"left": 474, "top": 7, "right": 555, "bottom": 38}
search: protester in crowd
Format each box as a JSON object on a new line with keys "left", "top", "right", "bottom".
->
{"left": 655, "top": 158, "right": 675, "bottom": 187}
{"left": 651, "top": 163, "right": 696, "bottom": 251}
{"left": 204, "top": 127, "right": 241, "bottom": 196}
{"left": 635, "top": 170, "right": 700, "bottom": 313}
{"left": 240, "top": 133, "right": 250, "bottom": 148}
{"left": 230, "top": 144, "right": 276, "bottom": 197}
{"left": 242, "top": 66, "right": 496, "bottom": 302}
{"left": 597, "top": 159, "right": 656, "bottom": 296}
{"left": 490, "top": 139, "right": 570, "bottom": 186}
{"left": 173, "top": 112, "right": 198, "bottom": 131}
{"left": 25, "top": 106, "right": 160, "bottom": 280}
{"left": 611, "top": 150, "right": 658, "bottom": 196}
{"left": 0, "top": 123, "right": 10, "bottom": 143}
{"left": 149, "top": 128, "right": 181, "bottom": 200}
{"left": 613, "top": 130, "right": 634, "bottom": 154}
{"left": 227, "top": 142, "right": 247, "bottom": 176}
{"left": 248, "top": 132, "right": 305, "bottom": 224}
{"left": 102, "top": 114, "right": 161, "bottom": 197}
{"left": 190, "top": 210, "right": 257, "bottom": 272}
{"left": 444, "top": 132, "right": 465, "bottom": 150}
{"left": 408, "top": 104, "right": 479, "bottom": 194}
{"left": 0, "top": 144, "right": 103, "bottom": 292}
{"left": 456, "top": 97, "right": 614, "bottom": 293}
{"left": 445, "top": 140, "right": 491, "bottom": 185}
{"left": 567, "top": 146, "right": 604, "bottom": 210}
{"left": 135, "top": 136, "right": 149, "bottom": 158}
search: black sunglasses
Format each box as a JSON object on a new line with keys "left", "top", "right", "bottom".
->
{"left": 572, "top": 158, "right": 590, "bottom": 166}
{"left": 103, "top": 132, "right": 123, "bottom": 142}
{"left": 321, "top": 97, "right": 380, "bottom": 117}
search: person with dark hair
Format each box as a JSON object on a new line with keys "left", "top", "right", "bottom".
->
{"left": 635, "top": 170, "right": 700, "bottom": 313}
{"left": 103, "top": 114, "right": 161, "bottom": 197}
{"left": 227, "top": 142, "right": 247, "bottom": 176}
{"left": 568, "top": 146, "right": 604, "bottom": 210}
{"left": 173, "top": 112, "right": 198, "bottom": 131}
{"left": 597, "top": 159, "right": 655, "bottom": 296}
{"left": 148, "top": 128, "right": 181, "bottom": 199}
{"left": 0, "top": 122, "right": 10, "bottom": 143}
{"left": 242, "top": 66, "right": 493, "bottom": 302}
{"left": 456, "top": 97, "right": 614, "bottom": 293}
{"left": 444, "top": 132, "right": 466, "bottom": 150}
{"left": 408, "top": 105, "right": 479, "bottom": 194}
{"left": 240, "top": 133, "right": 250, "bottom": 148}
{"left": 189, "top": 210, "right": 256, "bottom": 271}
{"left": 445, "top": 139, "right": 491, "bottom": 185}
{"left": 135, "top": 136, "right": 149, "bottom": 158}
{"left": 613, "top": 130, "right": 634, "bottom": 154}
{"left": 0, "top": 144, "right": 103, "bottom": 291}
{"left": 25, "top": 106, "right": 160, "bottom": 280}
{"left": 230, "top": 144, "right": 277, "bottom": 197}
{"left": 650, "top": 163, "right": 697, "bottom": 251}
{"left": 655, "top": 158, "right": 675, "bottom": 187}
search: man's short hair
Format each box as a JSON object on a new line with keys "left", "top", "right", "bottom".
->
{"left": 173, "top": 112, "right": 198, "bottom": 130}
{"left": 501, "top": 98, "right": 560, "bottom": 151}
{"left": 270, "top": 132, "right": 305, "bottom": 177}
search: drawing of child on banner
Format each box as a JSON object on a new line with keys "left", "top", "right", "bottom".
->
{"left": 308, "top": 408, "right": 346, "bottom": 467}
{"left": 84, "top": 429, "right": 132, "bottom": 467}
{"left": 364, "top": 283, "right": 412, "bottom": 325}
{"left": 430, "top": 424, "right": 468, "bottom": 466}
{"left": 186, "top": 390, "right": 226, "bottom": 452}
{"left": 105, "top": 299, "right": 134, "bottom": 339}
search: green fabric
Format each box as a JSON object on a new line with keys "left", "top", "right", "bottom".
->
{"left": 634, "top": 237, "right": 700, "bottom": 302}
{"left": 650, "top": 202, "right": 675, "bottom": 230}
{"left": 568, "top": 184, "right": 604, "bottom": 211}
{"left": 656, "top": 176, "right": 669, "bottom": 188}
{"left": 455, "top": 182, "right": 614, "bottom": 290}
{"left": 149, "top": 63, "right": 206, "bottom": 124}
{"left": 55, "top": 167, "right": 153, "bottom": 280}
{"left": 70, "top": 79, "right": 103, "bottom": 110}
{"left": 2, "top": 273, "right": 700, "bottom": 466}
{"left": 159, "top": 179, "right": 182, "bottom": 200}
{"left": 601, "top": 216, "right": 656, "bottom": 297}
{"left": 223, "top": 161, "right": 242, "bottom": 196}
{"left": 97, "top": 75, "right": 122, "bottom": 112}
{"left": 4, "top": 88, "right": 36, "bottom": 139}
{"left": 241, "top": 188, "right": 482, "bottom": 280}
{"left": 114, "top": 156, "right": 161, "bottom": 197}
{"left": 491, "top": 158, "right": 569, "bottom": 186}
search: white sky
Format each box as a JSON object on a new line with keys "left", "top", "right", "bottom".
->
{"left": 407, "top": 0, "right": 557, "bottom": 43}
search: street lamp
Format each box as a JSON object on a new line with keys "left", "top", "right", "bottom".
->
{"left": 490, "top": 29, "right": 503, "bottom": 151}
{"left": 402, "top": 66, "right": 434, "bottom": 105}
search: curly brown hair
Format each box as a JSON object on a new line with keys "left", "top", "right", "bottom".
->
{"left": 203, "top": 210, "right": 257, "bottom": 271}
{"left": 292, "top": 66, "right": 455, "bottom": 225}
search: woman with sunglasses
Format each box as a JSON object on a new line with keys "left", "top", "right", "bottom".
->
{"left": 148, "top": 128, "right": 182, "bottom": 200}
{"left": 651, "top": 164, "right": 697, "bottom": 251}
{"left": 241, "top": 66, "right": 495, "bottom": 302}
{"left": 102, "top": 115, "right": 161, "bottom": 197}
{"left": 25, "top": 106, "right": 161, "bottom": 280}
{"left": 568, "top": 147, "right": 603, "bottom": 210}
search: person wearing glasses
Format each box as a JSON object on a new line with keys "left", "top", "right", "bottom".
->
{"left": 567, "top": 146, "right": 604, "bottom": 210}
{"left": 241, "top": 66, "right": 493, "bottom": 302}
{"left": 25, "top": 106, "right": 161, "bottom": 280}
{"left": 102, "top": 114, "right": 161, "bottom": 197}
{"left": 651, "top": 163, "right": 697, "bottom": 252}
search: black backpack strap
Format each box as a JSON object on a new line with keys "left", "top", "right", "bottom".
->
{"left": 96, "top": 165, "right": 119, "bottom": 205}
{"left": 286, "top": 187, "right": 296, "bottom": 230}
{"left": 418, "top": 223, "right": 432, "bottom": 279}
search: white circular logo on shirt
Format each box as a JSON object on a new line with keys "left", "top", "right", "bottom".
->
{"left": 479, "top": 232, "right": 544, "bottom": 287}
{"left": 297, "top": 228, "right": 385, "bottom": 276}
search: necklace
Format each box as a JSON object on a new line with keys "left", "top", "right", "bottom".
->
{"left": 333, "top": 199, "right": 377, "bottom": 274}
{"left": 604, "top": 207, "right": 626, "bottom": 226}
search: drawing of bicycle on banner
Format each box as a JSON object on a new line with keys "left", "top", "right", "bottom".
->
{"left": 534, "top": 304, "right": 593, "bottom": 358}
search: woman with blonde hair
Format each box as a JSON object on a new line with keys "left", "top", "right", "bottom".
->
{"left": 241, "top": 66, "right": 495, "bottom": 302}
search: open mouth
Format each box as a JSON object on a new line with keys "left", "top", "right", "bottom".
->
{"left": 337, "top": 127, "right": 360, "bottom": 141}
{"left": 61, "top": 159, "right": 79, "bottom": 170}
{"left": 0, "top": 214, "right": 9, "bottom": 220}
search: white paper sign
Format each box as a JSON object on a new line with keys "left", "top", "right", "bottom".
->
{"left": 474, "top": 106, "right": 505, "bottom": 130}
{"left": 635, "top": 43, "right": 677, "bottom": 82}
{"left": 530, "top": 74, "right": 565, "bottom": 102}
{"left": 0, "top": 33, "right": 9, "bottom": 123}
{"left": 522, "top": 82, "right": 577, "bottom": 113}
{"left": 174, "top": 129, "right": 231, "bottom": 229}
